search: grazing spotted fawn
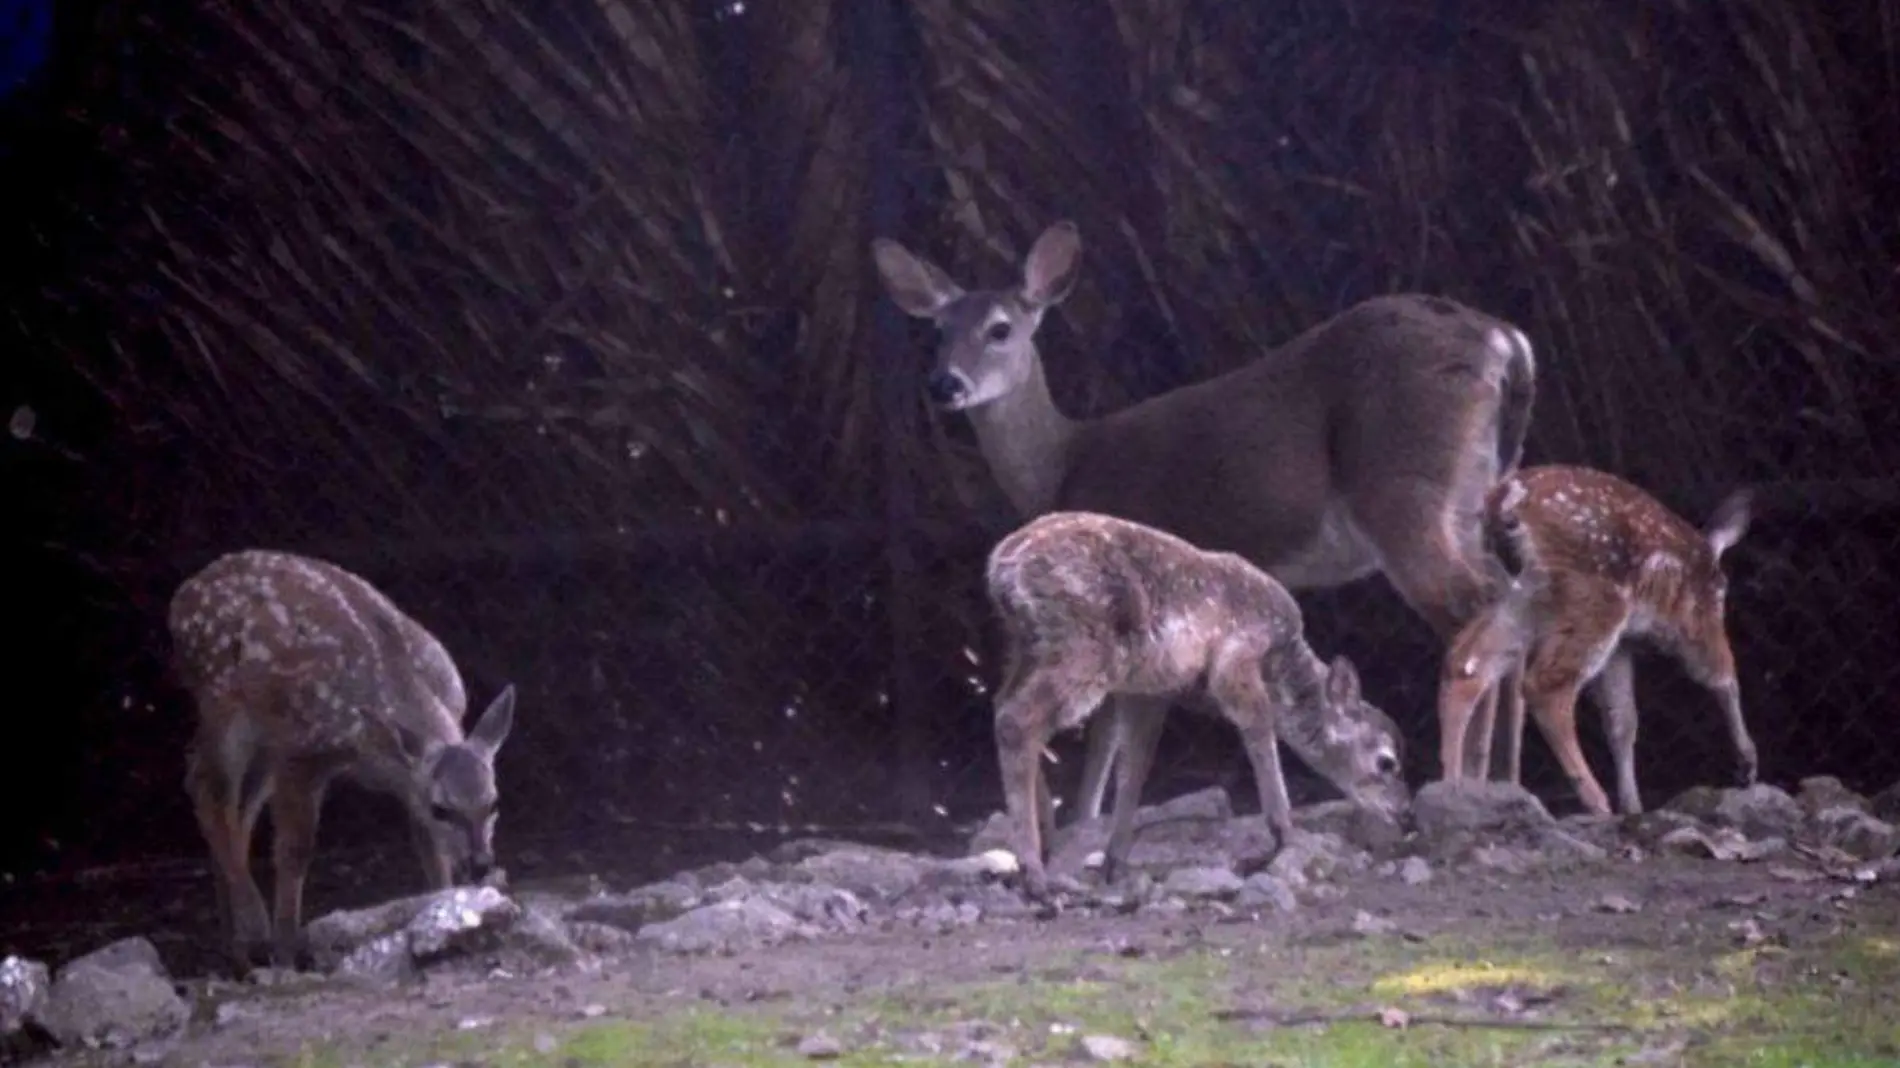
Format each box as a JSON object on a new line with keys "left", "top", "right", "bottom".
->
{"left": 1436, "top": 465, "right": 1757, "bottom": 814}
{"left": 873, "top": 220, "right": 1534, "bottom": 827}
{"left": 169, "top": 549, "right": 517, "bottom": 971}
{"left": 986, "top": 511, "right": 1411, "bottom": 899}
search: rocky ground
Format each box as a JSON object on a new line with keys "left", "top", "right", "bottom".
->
{"left": 4, "top": 776, "right": 1900, "bottom": 1067}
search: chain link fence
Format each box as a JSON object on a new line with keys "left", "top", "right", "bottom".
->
{"left": 7, "top": 0, "right": 1900, "bottom": 883}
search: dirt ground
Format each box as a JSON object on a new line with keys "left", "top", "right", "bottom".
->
{"left": 8, "top": 818, "right": 1900, "bottom": 1068}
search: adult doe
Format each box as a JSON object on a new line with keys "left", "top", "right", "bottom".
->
{"left": 874, "top": 220, "right": 1536, "bottom": 823}
{"left": 986, "top": 511, "right": 1410, "bottom": 898}
{"left": 169, "top": 549, "right": 517, "bottom": 971}
{"left": 1436, "top": 465, "right": 1757, "bottom": 814}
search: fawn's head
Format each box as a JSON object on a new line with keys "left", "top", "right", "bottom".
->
{"left": 1669, "top": 488, "right": 1753, "bottom": 683}
{"left": 1298, "top": 656, "right": 1411, "bottom": 820}
{"left": 871, "top": 221, "right": 1083, "bottom": 412}
{"left": 378, "top": 686, "right": 517, "bottom": 883}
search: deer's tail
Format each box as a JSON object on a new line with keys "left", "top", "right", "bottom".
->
{"left": 1490, "top": 324, "right": 1537, "bottom": 478}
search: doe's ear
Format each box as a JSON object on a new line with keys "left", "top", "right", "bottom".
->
{"left": 871, "top": 238, "right": 964, "bottom": 318}
{"left": 1021, "top": 220, "right": 1082, "bottom": 308}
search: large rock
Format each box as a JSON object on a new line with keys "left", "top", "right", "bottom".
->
{"left": 564, "top": 879, "right": 702, "bottom": 932}
{"left": 1664, "top": 784, "right": 1804, "bottom": 840}
{"left": 1413, "top": 781, "right": 1553, "bottom": 840}
{"left": 704, "top": 877, "right": 870, "bottom": 933}
{"left": 1870, "top": 781, "right": 1900, "bottom": 825}
{"left": 634, "top": 898, "right": 815, "bottom": 954}
{"left": 308, "top": 885, "right": 586, "bottom": 981}
{"left": 1265, "top": 830, "right": 1369, "bottom": 887}
{"left": 791, "top": 847, "right": 933, "bottom": 900}
{"left": 1294, "top": 801, "right": 1407, "bottom": 853}
{"left": 1796, "top": 776, "right": 1866, "bottom": 817}
{"left": 1812, "top": 806, "right": 1900, "bottom": 861}
{"left": 34, "top": 937, "right": 187, "bottom": 1049}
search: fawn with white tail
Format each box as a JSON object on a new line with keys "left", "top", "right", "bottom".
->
{"left": 1436, "top": 465, "right": 1757, "bottom": 815}
{"left": 169, "top": 549, "right": 517, "bottom": 971}
{"left": 874, "top": 220, "right": 1535, "bottom": 827}
{"left": 986, "top": 511, "right": 1411, "bottom": 899}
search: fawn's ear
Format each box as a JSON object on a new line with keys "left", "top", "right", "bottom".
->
{"left": 871, "top": 238, "right": 964, "bottom": 318}
{"left": 467, "top": 685, "right": 516, "bottom": 758}
{"left": 1021, "top": 221, "right": 1082, "bottom": 308}
{"left": 1325, "top": 655, "right": 1363, "bottom": 705}
{"left": 1705, "top": 489, "right": 1753, "bottom": 558}
{"left": 363, "top": 713, "right": 433, "bottom": 765}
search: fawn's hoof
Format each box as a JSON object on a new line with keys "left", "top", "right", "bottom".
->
{"left": 224, "top": 938, "right": 274, "bottom": 979}
{"left": 1016, "top": 866, "right": 1052, "bottom": 903}
{"left": 270, "top": 931, "right": 314, "bottom": 973}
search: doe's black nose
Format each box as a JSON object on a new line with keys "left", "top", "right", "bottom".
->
{"left": 925, "top": 369, "right": 967, "bottom": 407}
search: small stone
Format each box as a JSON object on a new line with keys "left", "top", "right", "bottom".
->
{"left": 1398, "top": 857, "right": 1433, "bottom": 885}
{"left": 1470, "top": 844, "right": 1534, "bottom": 875}
{"left": 1236, "top": 873, "right": 1298, "bottom": 913}
{"left": 580, "top": 1003, "right": 607, "bottom": 1018}
{"left": 0, "top": 955, "right": 50, "bottom": 1036}
{"left": 798, "top": 1030, "right": 844, "bottom": 1059}
{"left": 533, "top": 1032, "right": 559, "bottom": 1054}
{"left": 212, "top": 1002, "right": 249, "bottom": 1028}
{"left": 1596, "top": 893, "right": 1642, "bottom": 914}
{"left": 1350, "top": 909, "right": 1398, "bottom": 936}
{"left": 1077, "top": 1033, "right": 1138, "bottom": 1061}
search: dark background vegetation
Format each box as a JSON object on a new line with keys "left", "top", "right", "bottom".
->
{"left": 3, "top": 0, "right": 1897, "bottom": 901}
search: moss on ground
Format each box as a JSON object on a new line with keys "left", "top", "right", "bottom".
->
{"left": 273, "top": 922, "right": 1900, "bottom": 1067}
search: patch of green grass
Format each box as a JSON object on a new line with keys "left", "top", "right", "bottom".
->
{"left": 272, "top": 923, "right": 1900, "bottom": 1067}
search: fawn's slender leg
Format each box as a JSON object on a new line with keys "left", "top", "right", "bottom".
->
{"left": 1072, "top": 698, "right": 1124, "bottom": 822}
{"left": 268, "top": 761, "right": 332, "bottom": 968}
{"left": 1707, "top": 672, "right": 1759, "bottom": 787}
{"left": 995, "top": 671, "right": 1070, "bottom": 900}
{"left": 186, "top": 749, "right": 244, "bottom": 968}
{"left": 409, "top": 818, "right": 454, "bottom": 891}
{"left": 1499, "top": 662, "right": 1527, "bottom": 785}
{"left": 1589, "top": 648, "right": 1643, "bottom": 815}
{"left": 1520, "top": 583, "right": 1627, "bottom": 815}
{"left": 1208, "top": 647, "right": 1294, "bottom": 840}
{"left": 1100, "top": 703, "right": 1168, "bottom": 885}
{"left": 1522, "top": 678, "right": 1611, "bottom": 815}
{"left": 187, "top": 731, "right": 274, "bottom": 971}
{"left": 1438, "top": 609, "right": 1511, "bottom": 786}
{"left": 1463, "top": 685, "right": 1502, "bottom": 781}
{"left": 1436, "top": 672, "right": 1484, "bottom": 787}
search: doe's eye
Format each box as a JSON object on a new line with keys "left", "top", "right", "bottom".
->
{"left": 985, "top": 321, "right": 1012, "bottom": 344}
{"left": 1374, "top": 753, "right": 1400, "bottom": 776}
{"left": 429, "top": 803, "right": 455, "bottom": 823}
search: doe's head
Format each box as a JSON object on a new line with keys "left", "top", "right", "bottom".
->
{"left": 1305, "top": 656, "right": 1411, "bottom": 821}
{"left": 870, "top": 221, "right": 1083, "bottom": 412}
{"left": 394, "top": 685, "right": 517, "bottom": 885}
